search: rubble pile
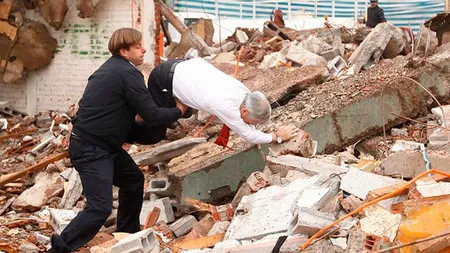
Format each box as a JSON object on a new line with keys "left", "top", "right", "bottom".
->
{"left": 2, "top": 8, "right": 450, "bottom": 252}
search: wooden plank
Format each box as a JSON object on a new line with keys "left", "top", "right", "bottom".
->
{"left": 143, "top": 207, "right": 160, "bottom": 230}
{"left": 185, "top": 197, "right": 213, "bottom": 212}
{"left": 417, "top": 226, "right": 450, "bottom": 253}
{"left": 5, "top": 219, "right": 35, "bottom": 228}
{"left": 391, "top": 195, "right": 450, "bottom": 215}
{"left": 0, "top": 20, "right": 18, "bottom": 41}
{"left": 175, "top": 233, "right": 225, "bottom": 250}
{"left": 0, "top": 197, "right": 15, "bottom": 215}
{"left": 0, "top": 151, "right": 69, "bottom": 187}
{"left": 0, "top": 2, "right": 12, "bottom": 20}
{"left": 0, "top": 129, "right": 37, "bottom": 142}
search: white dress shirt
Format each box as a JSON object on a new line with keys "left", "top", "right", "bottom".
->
{"left": 172, "top": 58, "right": 273, "bottom": 144}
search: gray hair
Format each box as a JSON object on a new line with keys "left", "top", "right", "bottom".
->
{"left": 242, "top": 91, "right": 271, "bottom": 122}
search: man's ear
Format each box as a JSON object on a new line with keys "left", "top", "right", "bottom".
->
{"left": 240, "top": 107, "right": 248, "bottom": 115}
{"left": 119, "top": 48, "right": 128, "bottom": 58}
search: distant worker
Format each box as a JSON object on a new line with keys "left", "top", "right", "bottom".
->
{"left": 366, "top": 0, "right": 386, "bottom": 28}
{"left": 271, "top": 8, "right": 285, "bottom": 28}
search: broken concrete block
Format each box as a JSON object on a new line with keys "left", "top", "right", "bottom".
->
{"left": 246, "top": 171, "right": 270, "bottom": 192}
{"left": 320, "top": 192, "right": 342, "bottom": 217}
{"left": 146, "top": 172, "right": 173, "bottom": 197}
{"left": 225, "top": 176, "right": 318, "bottom": 240}
{"left": 360, "top": 205, "right": 401, "bottom": 242}
{"left": 327, "top": 56, "right": 346, "bottom": 76}
{"left": 340, "top": 168, "right": 404, "bottom": 200}
{"left": 259, "top": 51, "right": 287, "bottom": 69}
{"left": 297, "top": 187, "right": 337, "bottom": 210}
{"left": 132, "top": 137, "right": 206, "bottom": 166}
{"left": 299, "top": 35, "right": 334, "bottom": 55}
{"left": 416, "top": 181, "right": 450, "bottom": 198}
{"left": 213, "top": 239, "right": 241, "bottom": 250}
{"left": 169, "top": 215, "right": 197, "bottom": 238}
{"left": 390, "top": 140, "right": 421, "bottom": 153}
{"left": 288, "top": 207, "right": 336, "bottom": 236}
{"left": 286, "top": 44, "right": 327, "bottom": 67}
{"left": 382, "top": 150, "right": 450, "bottom": 178}
{"left": 111, "top": 228, "right": 159, "bottom": 253}
{"left": 235, "top": 29, "right": 249, "bottom": 44}
{"left": 391, "top": 127, "right": 409, "bottom": 137}
{"left": 13, "top": 172, "right": 64, "bottom": 212}
{"left": 269, "top": 129, "right": 315, "bottom": 157}
{"left": 330, "top": 238, "right": 347, "bottom": 250}
{"left": 49, "top": 208, "right": 77, "bottom": 234}
{"left": 208, "top": 221, "right": 230, "bottom": 236}
{"left": 320, "top": 47, "right": 342, "bottom": 61}
{"left": 19, "top": 242, "right": 39, "bottom": 253}
{"left": 348, "top": 23, "right": 403, "bottom": 74}
{"left": 139, "top": 198, "right": 175, "bottom": 225}
{"left": 60, "top": 169, "right": 82, "bottom": 209}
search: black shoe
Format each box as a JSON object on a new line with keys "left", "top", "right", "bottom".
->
{"left": 47, "top": 235, "right": 70, "bottom": 253}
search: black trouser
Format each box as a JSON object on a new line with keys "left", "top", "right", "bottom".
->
{"left": 50, "top": 134, "right": 144, "bottom": 252}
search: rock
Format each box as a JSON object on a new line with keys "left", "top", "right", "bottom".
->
{"left": 288, "top": 207, "right": 336, "bottom": 236}
{"left": 212, "top": 52, "right": 236, "bottom": 64}
{"left": 12, "top": 172, "right": 64, "bottom": 212}
{"left": 382, "top": 150, "right": 450, "bottom": 178}
{"left": 286, "top": 44, "right": 327, "bottom": 67}
{"left": 269, "top": 129, "right": 315, "bottom": 157}
{"left": 18, "top": 242, "right": 39, "bottom": 253}
{"left": 299, "top": 35, "right": 334, "bottom": 55}
{"left": 60, "top": 169, "right": 83, "bottom": 209}
{"left": 49, "top": 208, "right": 77, "bottom": 234}
{"left": 111, "top": 228, "right": 159, "bottom": 253}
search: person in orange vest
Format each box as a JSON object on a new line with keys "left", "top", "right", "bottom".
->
{"left": 271, "top": 8, "right": 285, "bottom": 28}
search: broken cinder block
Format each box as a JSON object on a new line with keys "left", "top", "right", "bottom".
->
{"left": 288, "top": 207, "right": 336, "bottom": 236}
{"left": 139, "top": 197, "right": 175, "bottom": 225}
{"left": 169, "top": 215, "right": 198, "bottom": 238}
{"left": 111, "top": 228, "right": 159, "bottom": 253}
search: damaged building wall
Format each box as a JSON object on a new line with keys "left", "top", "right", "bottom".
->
{"left": 0, "top": 0, "right": 155, "bottom": 115}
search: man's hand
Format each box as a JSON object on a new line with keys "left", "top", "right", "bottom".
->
{"left": 175, "top": 98, "right": 188, "bottom": 115}
{"left": 275, "top": 125, "right": 298, "bottom": 142}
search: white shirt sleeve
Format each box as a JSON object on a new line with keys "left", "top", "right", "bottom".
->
{"left": 213, "top": 106, "right": 273, "bottom": 144}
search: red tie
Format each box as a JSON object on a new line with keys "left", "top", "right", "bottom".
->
{"left": 214, "top": 124, "right": 234, "bottom": 151}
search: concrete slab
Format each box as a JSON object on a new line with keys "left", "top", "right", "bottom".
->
{"left": 382, "top": 150, "right": 450, "bottom": 178}
{"left": 132, "top": 137, "right": 206, "bottom": 166}
{"left": 60, "top": 169, "right": 82, "bottom": 209}
{"left": 266, "top": 155, "right": 348, "bottom": 177}
{"left": 340, "top": 168, "right": 404, "bottom": 200}
{"left": 225, "top": 176, "right": 318, "bottom": 240}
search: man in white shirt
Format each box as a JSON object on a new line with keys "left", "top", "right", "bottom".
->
{"left": 145, "top": 58, "right": 297, "bottom": 145}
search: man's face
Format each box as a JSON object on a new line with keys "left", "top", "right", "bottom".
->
{"left": 370, "top": 1, "right": 378, "bottom": 7}
{"left": 240, "top": 107, "right": 263, "bottom": 125}
{"left": 120, "top": 41, "right": 146, "bottom": 66}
